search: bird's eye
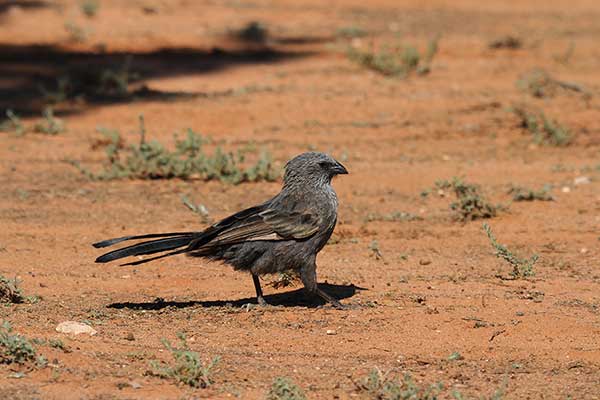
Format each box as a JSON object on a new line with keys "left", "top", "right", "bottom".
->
{"left": 318, "top": 161, "right": 331, "bottom": 168}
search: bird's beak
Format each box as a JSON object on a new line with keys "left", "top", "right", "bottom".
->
{"left": 332, "top": 160, "right": 348, "bottom": 175}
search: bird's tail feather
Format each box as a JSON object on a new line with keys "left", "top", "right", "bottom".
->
{"left": 94, "top": 234, "right": 196, "bottom": 263}
{"left": 93, "top": 231, "right": 197, "bottom": 248}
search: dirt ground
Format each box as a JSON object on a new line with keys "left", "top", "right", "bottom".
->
{"left": 1, "top": 0, "right": 600, "bottom": 399}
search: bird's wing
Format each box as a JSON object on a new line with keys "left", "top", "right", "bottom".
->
{"left": 189, "top": 204, "right": 322, "bottom": 249}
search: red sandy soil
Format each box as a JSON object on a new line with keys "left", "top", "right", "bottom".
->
{"left": 1, "top": 0, "right": 600, "bottom": 399}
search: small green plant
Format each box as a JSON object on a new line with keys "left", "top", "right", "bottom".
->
{"left": 348, "top": 36, "right": 439, "bottom": 77}
{"left": 447, "top": 351, "right": 464, "bottom": 361}
{"left": 366, "top": 211, "right": 423, "bottom": 222}
{"left": 48, "top": 339, "right": 69, "bottom": 352}
{"left": 369, "top": 240, "right": 384, "bottom": 261}
{"left": 150, "top": 332, "right": 219, "bottom": 388}
{"left": 0, "top": 275, "right": 25, "bottom": 304}
{"left": 181, "top": 195, "right": 211, "bottom": 223}
{"left": 267, "top": 271, "right": 300, "bottom": 289}
{"left": 0, "top": 321, "right": 46, "bottom": 367}
{"left": 39, "top": 57, "right": 138, "bottom": 102}
{"left": 517, "top": 69, "right": 590, "bottom": 100}
{"left": 337, "top": 26, "right": 368, "bottom": 39}
{"left": 80, "top": 0, "right": 99, "bottom": 17}
{"left": 355, "top": 368, "right": 442, "bottom": 400}
{"left": 71, "top": 116, "right": 280, "bottom": 183}
{"left": 508, "top": 185, "right": 553, "bottom": 202}
{"left": 64, "top": 21, "right": 87, "bottom": 43}
{"left": 33, "top": 108, "right": 65, "bottom": 135}
{"left": 1, "top": 109, "right": 26, "bottom": 135}
{"left": 511, "top": 106, "right": 571, "bottom": 146}
{"left": 436, "top": 178, "right": 499, "bottom": 221}
{"left": 235, "top": 21, "right": 268, "bottom": 43}
{"left": 265, "top": 377, "right": 306, "bottom": 400}
{"left": 483, "top": 224, "right": 538, "bottom": 278}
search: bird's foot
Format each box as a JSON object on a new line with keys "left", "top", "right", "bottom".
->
{"left": 241, "top": 296, "right": 269, "bottom": 311}
{"left": 326, "top": 299, "right": 346, "bottom": 310}
{"left": 257, "top": 296, "right": 269, "bottom": 307}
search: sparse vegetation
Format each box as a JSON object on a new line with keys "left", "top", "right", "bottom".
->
{"left": 181, "top": 195, "right": 211, "bottom": 223}
{"left": 71, "top": 116, "right": 280, "bottom": 183}
{"left": 337, "top": 26, "right": 368, "bottom": 39}
{"left": 149, "top": 332, "right": 219, "bottom": 388}
{"left": 436, "top": 178, "right": 499, "bottom": 221}
{"left": 511, "top": 106, "right": 572, "bottom": 146}
{"left": 80, "top": 0, "right": 99, "bottom": 17}
{"left": 517, "top": 69, "right": 590, "bottom": 100}
{"left": 267, "top": 271, "right": 300, "bottom": 289}
{"left": 48, "top": 339, "right": 69, "bottom": 353}
{"left": 0, "top": 322, "right": 46, "bottom": 367}
{"left": 483, "top": 224, "right": 538, "bottom": 278}
{"left": 508, "top": 185, "right": 553, "bottom": 202}
{"left": 39, "top": 57, "right": 139, "bottom": 103}
{"left": 354, "top": 368, "right": 442, "bottom": 400}
{"left": 33, "top": 108, "right": 65, "bottom": 135}
{"left": 235, "top": 21, "right": 268, "bottom": 43}
{"left": 0, "top": 275, "right": 25, "bottom": 304}
{"left": 265, "top": 377, "right": 306, "bottom": 400}
{"left": 1, "top": 110, "right": 26, "bottom": 135}
{"left": 369, "top": 240, "right": 384, "bottom": 261}
{"left": 348, "top": 36, "right": 439, "bottom": 77}
{"left": 366, "top": 211, "right": 423, "bottom": 222}
{"left": 64, "top": 21, "right": 87, "bottom": 43}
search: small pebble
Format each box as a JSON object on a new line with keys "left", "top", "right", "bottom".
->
{"left": 574, "top": 176, "right": 590, "bottom": 185}
{"left": 326, "top": 329, "right": 337, "bottom": 335}
{"left": 130, "top": 382, "right": 142, "bottom": 389}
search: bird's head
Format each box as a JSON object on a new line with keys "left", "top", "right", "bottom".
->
{"left": 283, "top": 152, "right": 348, "bottom": 187}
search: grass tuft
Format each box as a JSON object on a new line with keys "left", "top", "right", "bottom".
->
{"left": 508, "top": 185, "right": 553, "bottom": 202}
{"left": 150, "top": 332, "right": 219, "bottom": 388}
{"left": 235, "top": 21, "right": 268, "bottom": 43}
{"left": 33, "top": 108, "right": 65, "bottom": 135}
{"left": 517, "top": 69, "right": 591, "bottom": 101}
{"left": 181, "top": 196, "right": 211, "bottom": 223}
{"left": 1, "top": 110, "right": 26, "bottom": 135}
{"left": 354, "top": 368, "right": 442, "bottom": 399}
{"left": 366, "top": 211, "right": 422, "bottom": 222}
{"left": 483, "top": 224, "right": 538, "bottom": 278}
{"left": 436, "top": 178, "right": 499, "bottom": 221}
{"left": 348, "top": 36, "right": 439, "bottom": 77}
{"left": 0, "top": 275, "right": 25, "bottom": 304}
{"left": 266, "top": 271, "right": 301, "bottom": 289}
{"left": 80, "top": 0, "right": 99, "bottom": 17}
{"left": 265, "top": 377, "right": 307, "bottom": 400}
{"left": 71, "top": 116, "right": 280, "bottom": 183}
{"left": 511, "top": 106, "right": 571, "bottom": 146}
{"left": 0, "top": 322, "right": 46, "bottom": 367}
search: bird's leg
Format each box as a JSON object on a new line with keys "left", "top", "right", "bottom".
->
{"left": 300, "top": 263, "right": 344, "bottom": 309}
{"left": 252, "top": 274, "right": 268, "bottom": 306}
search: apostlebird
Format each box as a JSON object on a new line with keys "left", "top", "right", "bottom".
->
{"left": 93, "top": 152, "right": 348, "bottom": 308}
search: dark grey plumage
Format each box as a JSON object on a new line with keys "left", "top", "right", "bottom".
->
{"left": 93, "top": 152, "right": 348, "bottom": 307}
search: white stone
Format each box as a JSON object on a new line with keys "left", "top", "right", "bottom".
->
{"left": 56, "top": 321, "right": 97, "bottom": 336}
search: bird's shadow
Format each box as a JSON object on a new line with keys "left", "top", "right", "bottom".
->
{"left": 107, "top": 283, "right": 364, "bottom": 310}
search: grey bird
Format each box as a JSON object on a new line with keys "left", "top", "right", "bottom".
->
{"left": 93, "top": 152, "right": 348, "bottom": 308}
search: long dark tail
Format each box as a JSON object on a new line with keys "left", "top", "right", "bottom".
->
{"left": 94, "top": 232, "right": 198, "bottom": 264}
